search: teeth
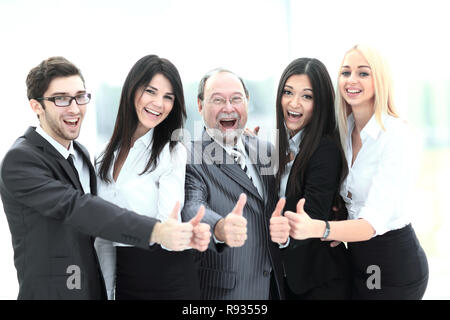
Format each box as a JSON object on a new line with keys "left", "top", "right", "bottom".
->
{"left": 347, "top": 89, "right": 361, "bottom": 93}
{"left": 145, "top": 107, "right": 161, "bottom": 116}
{"left": 288, "top": 111, "right": 301, "bottom": 116}
{"left": 65, "top": 119, "right": 77, "bottom": 123}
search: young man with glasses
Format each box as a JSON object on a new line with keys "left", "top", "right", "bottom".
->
{"left": 0, "top": 56, "right": 208, "bottom": 299}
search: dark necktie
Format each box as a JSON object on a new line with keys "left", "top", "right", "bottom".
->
{"left": 232, "top": 147, "right": 252, "bottom": 183}
{"left": 67, "top": 154, "right": 84, "bottom": 192}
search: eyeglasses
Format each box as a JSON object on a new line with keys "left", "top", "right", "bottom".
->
{"left": 37, "top": 93, "right": 91, "bottom": 107}
{"left": 207, "top": 95, "right": 245, "bottom": 107}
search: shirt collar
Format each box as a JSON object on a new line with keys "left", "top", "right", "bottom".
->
{"left": 361, "top": 113, "right": 387, "bottom": 140}
{"left": 288, "top": 128, "right": 303, "bottom": 156}
{"left": 347, "top": 112, "right": 387, "bottom": 141}
{"left": 35, "top": 125, "right": 73, "bottom": 159}
{"left": 134, "top": 128, "right": 153, "bottom": 149}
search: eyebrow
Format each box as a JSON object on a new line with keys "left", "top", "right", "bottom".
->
{"left": 341, "top": 65, "right": 371, "bottom": 69}
{"left": 49, "top": 90, "right": 86, "bottom": 96}
{"left": 284, "top": 84, "right": 313, "bottom": 92}
{"left": 211, "top": 91, "right": 244, "bottom": 97}
{"left": 147, "top": 85, "right": 174, "bottom": 96}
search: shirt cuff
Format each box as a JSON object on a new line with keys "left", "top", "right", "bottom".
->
{"left": 278, "top": 237, "right": 290, "bottom": 249}
{"left": 212, "top": 233, "right": 225, "bottom": 244}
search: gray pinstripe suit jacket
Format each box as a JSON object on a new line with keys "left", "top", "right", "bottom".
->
{"left": 182, "top": 130, "right": 284, "bottom": 300}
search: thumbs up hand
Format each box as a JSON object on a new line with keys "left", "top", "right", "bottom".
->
{"left": 269, "top": 198, "right": 290, "bottom": 244}
{"left": 214, "top": 193, "right": 248, "bottom": 247}
{"left": 284, "top": 198, "right": 316, "bottom": 240}
{"left": 188, "top": 205, "right": 211, "bottom": 252}
{"left": 150, "top": 201, "right": 193, "bottom": 251}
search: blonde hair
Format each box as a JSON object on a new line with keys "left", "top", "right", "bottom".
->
{"left": 335, "top": 44, "right": 400, "bottom": 152}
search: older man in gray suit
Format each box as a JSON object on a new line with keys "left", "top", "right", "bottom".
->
{"left": 182, "top": 69, "right": 289, "bottom": 300}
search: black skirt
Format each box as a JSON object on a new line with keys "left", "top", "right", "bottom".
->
{"left": 348, "top": 224, "right": 428, "bottom": 300}
{"left": 115, "top": 246, "right": 201, "bottom": 300}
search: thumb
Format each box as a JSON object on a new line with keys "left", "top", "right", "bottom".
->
{"left": 272, "top": 198, "right": 286, "bottom": 217}
{"left": 254, "top": 126, "right": 260, "bottom": 135}
{"left": 169, "top": 201, "right": 181, "bottom": 220}
{"left": 189, "top": 205, "right": 205, "bottom": 226}
{"left": 232, "top": 193, "right": 247, "bottom": 216}
{"left": 296, "top": 198, "right": 306, "bottom": 214}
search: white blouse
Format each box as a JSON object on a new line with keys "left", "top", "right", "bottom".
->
{"left": 94, "top": 128, "right": 187, "bottom": 299}
{"left": 340, "top": 113, "right": 419, "bottom": 237}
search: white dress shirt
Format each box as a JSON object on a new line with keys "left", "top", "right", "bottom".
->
{"left": 94, "top": 128, "right": 187, "bottom": 299}
{"left": 340, "top": 113, "right": 419, "bottom": 237}
{"left": 35, "top": 126, "right": 91, "bottom": 194}
{"left": 279, "top": 129, "right": 303, "bottom": 198}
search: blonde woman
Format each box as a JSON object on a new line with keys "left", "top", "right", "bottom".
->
{"left": 284, "top": 45, "right": 428, "bottom": 299}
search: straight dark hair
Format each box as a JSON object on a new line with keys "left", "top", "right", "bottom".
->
{"left": 276, "top": 58, "right": 348, "bottom": 211}
{"left": 97, "top": 54, "right": 186, "bottom": 183}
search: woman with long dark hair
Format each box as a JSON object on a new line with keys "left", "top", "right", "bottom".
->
{"left": 285, "top": 45, "right": 428, "bottom": 299}
{"left": 274, "top": 58, "right": 351, "bottom": 299}
{"left": 94, "top": 54, "right": 206, "bottom": 300}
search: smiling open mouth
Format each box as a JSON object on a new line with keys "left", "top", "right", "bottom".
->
{"left": 63, "top": 119, "right": 79, "bottom": 127}
{"left": 219, "top": 119, "right": 237, "bottom": 129}
{"left": 287, "top": 110, "right": 302, "bottom": 119}
{"left": 144, "top": 107, "right": 161, "bottom": 116}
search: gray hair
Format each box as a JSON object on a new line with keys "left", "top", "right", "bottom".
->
{"left": 197, "top": 68, "right": 250, "bottom": 101}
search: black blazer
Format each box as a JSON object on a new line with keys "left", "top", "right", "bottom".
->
{"left": 282, "top": 136, "right": 350, "bottom": 295}
{"left": 0, "top": 127, "right": 158, "bottom": 299}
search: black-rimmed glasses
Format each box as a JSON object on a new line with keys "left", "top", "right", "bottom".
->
{"left": 37, "top": 93, "right": 91, "bottom": 107}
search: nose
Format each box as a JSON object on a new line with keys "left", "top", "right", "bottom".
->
{"left": 222, "top": 99, "right": 234, "bottom": 112}
{"left": 291, "top": 94, "right": 302, "bottom": 108}
{"left": 67, "top": 98, "right": 80, "bottom": 113}
{"left": 152, "top": 95, "right": 164, "bottom": 108}
{"left": 347, "top": 72, "right": 358, "bottom": 84}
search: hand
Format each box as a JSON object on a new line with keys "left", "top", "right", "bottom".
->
{"left": 151, "top": 201, "right": 193, "bottom": 251}
{"left": 284, "top": 198, "right": 316, "bottom": 240}
{"left": 244, "top": 126, "right": 260, "bottom": 137}
{"left": 188, "top": 205, "right": 211, "bottom": 252}
{"left": 321, "top": 238, "right": 342, "bottom": 248}
{"left": 269, "top": 198, "right": 290, "bottom": 244}
{"left": 214, "top": 193, "right": 247, "bottom": 247}
{"left": 331, "top": 195, "right": 348, "bottom": 221}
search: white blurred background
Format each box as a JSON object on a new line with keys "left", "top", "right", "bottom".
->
{"left": 0, "top": 0, "right": 449, "bottom": 299}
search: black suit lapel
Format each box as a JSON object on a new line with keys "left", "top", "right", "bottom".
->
{"left": 25, "top": 127, "right": 84, "bottom": 192}
{"left": 24, "top": 127, "right": 83, "bottom": 190}
{"left": 56, "top": 157, "right": 84, "bottom": 192}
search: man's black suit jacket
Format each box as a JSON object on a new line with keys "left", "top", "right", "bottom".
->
{"left": 0, "top": 127, "right": 158, "bottom": 299}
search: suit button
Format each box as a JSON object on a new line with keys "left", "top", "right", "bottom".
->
{"left": 263, "top": 270, "right": 270, "bottom": 277}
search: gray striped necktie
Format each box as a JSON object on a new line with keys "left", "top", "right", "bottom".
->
{"left": 232, "top": 147, "right": 252, "bottom": 182}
